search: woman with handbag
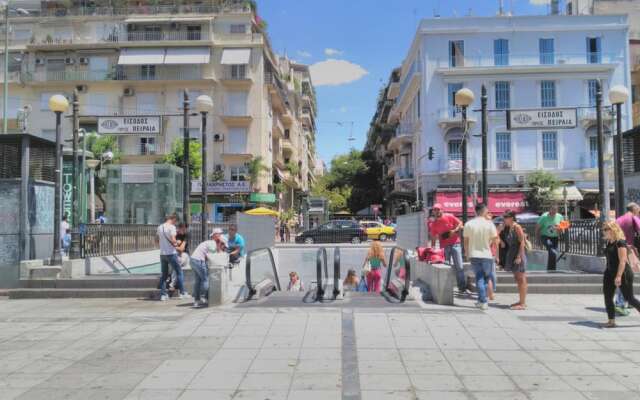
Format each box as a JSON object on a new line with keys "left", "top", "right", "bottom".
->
{"left": 502, "top": 211, "right": 528, "bottom": 310}
{"left": 601, "top": 221, "right": 640, "bottom": 328}
{"left": 362, "top": 241, "right": 387, "bottom": 293}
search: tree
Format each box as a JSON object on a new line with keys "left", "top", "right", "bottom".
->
{"left": 324, "top": 150, "right": 367, "bottom": 190}
{"left": 526, "top": 170, "right": 561, "bottom": 213}
{"left": 311, "top": 177, "right": 351, "bottom": 213}
{"left": 85, "top": 133, "right": 121, "bottom": 213}
{"left": 246, "top": 156, "right": 270, "bottom": 189}
{"left": 162, "top": 138, "right": 202, "bottom": 179}
{"left": 348, "top": 149, "right": 385, "bottom": 213}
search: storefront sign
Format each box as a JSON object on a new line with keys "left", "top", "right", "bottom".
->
{"left": 62, "top": 161, "right": 74, "bottom": 224}
{"left": 249, "top": 193, "right": 277, "bottom": 203}
{"left": 98, "top": 116, "right": 161, "bottom": 134}
{"left": 435, "top": 191, "right": 528, "bottom": 215}
{"left": 121, "top": 165, "right": 155, "bottom": 183}
{"left": 191, "top": 180, "right": 251, "bottom": 194}
{"left": 507, "top": 108, "right": 577, "bottom": 130}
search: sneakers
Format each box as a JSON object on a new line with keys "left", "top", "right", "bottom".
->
{"left": 179, "top": 293, "right": 190, "bottom": 300}
{"left": 160, "top": 294, "right": 169, "bottom": 302}
{"left": 475, "top": 302, "right": 489, "bottom": 310}
{"left": 193, "top": 300, "right": 200, "bottom": 308}
{"left": 615, "top": 306, "right": 630, "bottom": 317}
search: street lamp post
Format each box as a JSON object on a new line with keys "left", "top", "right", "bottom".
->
{"left": 182, "top": 90, "right": 190, "bottom": 225}
{"left": 595, "top": 81, "right": 610, "bottom": 223}
{"left": 481, "top": 84, "right": 489, "bottom": 204}
{"left": 196, "top": 94, "right": 213, "bottom": 242}
{"left": 86, "top": 159, "right": 100, "bottom": 223}
{"left": 455, "top": 88, "right": 475, "bottom": 223}
{"left": 48, "top": 94, "right": 69, "bottom": 265}
{"left": 609, "top": 85, "right": 629, "bottom": 217}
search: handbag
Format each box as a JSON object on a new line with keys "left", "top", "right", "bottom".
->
{"left": 362, "top": 261, "right": 371, "bottom": 273}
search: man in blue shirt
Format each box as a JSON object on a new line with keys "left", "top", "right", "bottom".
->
{"left": 226, "top": 224, "right": 245, "bottom": 264}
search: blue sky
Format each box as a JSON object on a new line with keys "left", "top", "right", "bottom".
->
{"left": 260, "top": 0, "right": 552, "bottom": 165}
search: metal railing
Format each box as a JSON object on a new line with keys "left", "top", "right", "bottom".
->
{"left": 316, "top": 247, "right": 328, "bottom": 300}
{"left": 333, "top": 247, "right": 341, "bottom": 298}
{"left": 385, "top": 246, "right": 411, "bottom": 302}
{"left": 245, "top": 247, "right": 280, "bottom": 299}
{"left": 18, "top": 4, "right": 250, "bottom": 18}
{"left": 24, "top": 66, "right": 203, "bottom": 82}
{"left": 118, "top": 31, "right": 208, "bottom": 42}
{"left": 520, "top": 219, "right": 602, "bottom": 257}
{"left": 432, "top": 52, "right": 620, "bottom": 69}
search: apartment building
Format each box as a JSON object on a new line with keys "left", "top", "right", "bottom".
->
{"left": 389, "top": 14, "right": 631, "bottom": 216}
{"left": 0, "top": 0, "right": 319, "bottom": 222}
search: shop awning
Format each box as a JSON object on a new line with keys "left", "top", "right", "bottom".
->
{"left": 118, "top": 48, "right": 165, "bottom": 65}
{"left": 220, "top": 48, "right": 251, "bottom": 65}
{"left": 435, "top": 191, "right": 528, "bottom": 215}
{"left": 164, "top": 47, "right": 210, "bottom": 64}
{"left": 551, "top": 186, "right": 583, "bottom": 201}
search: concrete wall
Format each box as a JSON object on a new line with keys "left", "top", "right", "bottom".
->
{"left": 237, "top": 213, "right": 275, "bottom": 253}
{"left": 396, "top": 212, "right": 427, "bottom": 250}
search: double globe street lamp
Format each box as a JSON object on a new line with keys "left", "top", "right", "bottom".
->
{"left": 196, "top": 94, "right": 214, "bottom": 242}
{"left": 48, "top": 94, "right": 70, "bottom": 265}
{"left": 454, "top": 87, "right": 475, "bottom": 223}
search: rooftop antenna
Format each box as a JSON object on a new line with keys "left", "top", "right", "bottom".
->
{"left": 498, "top": 0, "right": 504, "bottom": 16}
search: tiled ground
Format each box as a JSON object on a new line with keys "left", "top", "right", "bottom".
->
{"left": 0, "top": 293, "right": 639, "bottom": 400}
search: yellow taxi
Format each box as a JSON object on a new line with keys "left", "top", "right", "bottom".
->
{"left": 360, "top": 221, "right": 396, "bottom": 241}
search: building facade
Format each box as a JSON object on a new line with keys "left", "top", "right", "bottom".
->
{"left": 0, "top": 0, "right": 319, "bottom": 223}
{"left": 389, "top": 14, "right": 631, "bottom": 216}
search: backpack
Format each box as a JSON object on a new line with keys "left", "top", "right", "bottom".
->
{"left": 416, "top": 247, "right": 445, "bottom": 264}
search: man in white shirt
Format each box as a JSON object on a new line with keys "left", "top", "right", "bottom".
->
{"left": 156, "top": 213, "right": 187, "bottom": 301}
{"left": 60, "top": 215, "right": 70, "bottom": 249}
{"left": 463, "top": 203, "right": 499, "bottom": 310}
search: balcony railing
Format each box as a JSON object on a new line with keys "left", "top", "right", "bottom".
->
{"left": 396, "top": 121, "right": 421, "bottom": 137}
{"left": 16, "top": 3, "right": 250, "bottom": 18}
{"left": 399, "top": 57, "right": 421, "bottom": 101}
{"left": 24, "top": 66, "right": 203, "bottom": 82}
{"left": 114, "top": 31, "right": 208, "bottom": 42}
{"left": 433, "top": 52, "right": 621, "bottom": 69}
{"left": 395, "top": 168, "right": 414, "bottom": 180}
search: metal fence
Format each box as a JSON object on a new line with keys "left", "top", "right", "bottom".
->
{"left": 520, "top": 219, "right": 602, "bottom": 257}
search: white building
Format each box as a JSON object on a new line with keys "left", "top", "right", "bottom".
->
{"left": 390, "top": 14, "right": 632, "bottom": 216}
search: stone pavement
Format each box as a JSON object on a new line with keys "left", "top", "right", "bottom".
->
{"left": 1, "top": 293, "right": 640, "bottom": 400}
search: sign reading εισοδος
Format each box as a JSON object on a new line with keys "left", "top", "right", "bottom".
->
{"left": 507, "top": 108, "right": 577, "bottom": 130}
{"left": 98, "top": 116, "right": 161, "bottom": 134}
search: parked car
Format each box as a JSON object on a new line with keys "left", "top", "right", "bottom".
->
{"left": 295, "top": 220, "right": 368, "bottom": 244}
{"left": 360, "top": 221, "right": 396, "bottom": 241}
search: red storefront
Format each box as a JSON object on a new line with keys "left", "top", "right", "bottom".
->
{"left": 435, "top": 191, "right": 529, "bottom": 215}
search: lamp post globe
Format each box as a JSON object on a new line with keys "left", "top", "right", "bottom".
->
{"left": 48, "top": 94, "right": 69, "bottom": 113}
{"left": 455, "top": 88, "right": 475, "bottom": 107}
{"left": 609, "top": 85, "right": 629, "bottom": 105}
{"left": 195, "top": 95, "right": 214, "bottom": 114}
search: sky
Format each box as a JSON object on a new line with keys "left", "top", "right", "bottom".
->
{"left": 260, "top": 0, "right": 556, "bottom": 166}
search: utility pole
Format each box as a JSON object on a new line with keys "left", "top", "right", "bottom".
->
{"left": 461, "top": 106, "right": 469, "bottom": 223}
{"left": 595, "top": 80, "right": 609, "bottom": 222}
{"left": 182, "top": 90, "right": 190, "bottom": 226}
{"left": 72, "top": 89, "right": 79, "bottom": 226}
{"left": 3, "top": 3, "right": 9, "bottom": 134}
{"left": 481, "top": 84, "right": 488, "bottom": 204}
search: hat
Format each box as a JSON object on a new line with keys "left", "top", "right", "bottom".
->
{"left": 209, "top": 228, "right": 224, "bottom": 237}
{"left": 218, "top": 235, "right": 228, "bottom": 247}
{"left": 432, "top": 203, "right": 443, "bottom": 210}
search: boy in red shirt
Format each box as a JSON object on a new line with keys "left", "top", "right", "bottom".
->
{"left": 428, "top": 204, "right": 467, "bottom": 292}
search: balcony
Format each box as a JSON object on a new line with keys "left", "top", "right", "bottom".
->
{"left": 272, "top": 114, "right": 285, "bottom": 139}
{"left": 388, "top": 121, "right": 418, "bottom": 150}
{"left": 264, "top": 71, "right": 290, "bottom": 112}
{"left": 440, "top": 158, "right": 463, "bottom": 173}
{"left": 301, "top": 107, "right": 314, "bottom": 125}
{"left": 17, "top": 3, "right": 251, "bottom": 18}
{"left": 434, "top": 52, "right": 620, "bottom": 76}
{"left": 394, "top": 169, "right": 415, "bottom": 193}
{"left": 114, "top": 30, "right": 209, "bottom": 43}
{"left": 215, "top": 32, "right": 263, "bottom": 45}
{"left": 437, "top": 107, "right": 478, "bottom": 129}
{"left": 221, "top": 66, "right": 252, "bottom": 89}
{"left": 23, "top": 66, "right": 204, "bottom": 83}
{"left": 387, "top": 81, "right": 400, "bottom": 99}
{"left": 578, "top": 106, "right": 614, "bottom": 128}
{"left": 221, "top": 106, "right": 252, "bottom": 126}
{"left": 398, "top": 57, "right": 421, "bottom": 103}
{"left": 395, "top": 168, "right": 414, "bottom": 181}
{"left": 273, "top": 153, "right": 286, "bottom": 170}
{"left": 282, "top": 138, "right": 295, "bottom": 155}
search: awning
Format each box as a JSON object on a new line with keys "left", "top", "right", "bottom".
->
{"left": 435, "top": 191, "right": 528, "bottom": 215}
{"left": 551, "top": 186, "right": 583, "bottom": 202}
{"left": 220, "top": 48, "right": 251, "bottom": 65}
{"left": 118, "top": 48, "right": 165, "bottom": 65}
{"left": 164, "top": 47, "right": 210, "bottom": 64}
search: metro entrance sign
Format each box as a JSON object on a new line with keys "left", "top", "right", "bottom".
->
{"left": 98, "top": 116, "right": 161, "bottom": 134}
{"left": 507, "top": 108, "right": 577, "bottom": 130}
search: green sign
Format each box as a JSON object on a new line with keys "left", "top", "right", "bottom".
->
{"left": 190, "top": 203, "right": 202, "bottom": 214}
{"left": 250, "top": 193, "right": 277, "bottom": 203}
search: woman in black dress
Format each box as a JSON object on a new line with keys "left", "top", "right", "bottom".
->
{"left": 602, "top": 220, "right": 640, "bottom": 328}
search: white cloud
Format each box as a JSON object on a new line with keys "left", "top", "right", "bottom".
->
{"left": 297, "top": 50, "right": 312, "bottom": 58}
{"left": 309, "top": 59, "right": 368, "bottom": 86}
{"left": 529, "top": 0, "right": 551, "bottom": 5}
{"left": 324, "top": 48, "right": 344, "bottom": 57}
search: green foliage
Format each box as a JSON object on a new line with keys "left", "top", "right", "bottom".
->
{"left": 273, "top": 182, "right": 285, "bottom": 195}
{"left": 348, "top": 149, "right": 385, "bottom": 213}
{"left": 246, "top": 156, "right": 269, "bottom": 187}
{"left": 526, "top": 170, "right": 561, "bottom": 213}
{"left": 163, "top": 138, "right": 202, "bottom": 179}
{"left": 209, "top": 170, "right": 224, "bottom": 182}
{"left": 311, "top": 178, "right": 351, "bottom": 213}
{"left": 285, "top": 161, "right": 300, "bottom": 176}
{"left": 325, "top": 150, "right": 367, "bottom": 190}
{"left": 280, "top": 208, "right": 296, "bottom": 223}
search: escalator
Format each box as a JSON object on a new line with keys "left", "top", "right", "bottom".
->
{"left": 236, "top": 246, "right": 420, "bottom": 309}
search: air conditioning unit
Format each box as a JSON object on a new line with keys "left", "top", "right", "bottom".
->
{"left": 515, "top": 174, "right": 526, "bottom": 183}
{"left": 123, "top": 87, "right": 135, "bottom": 96}
{"left": 213, "top": 133, "right": 224, "bottom": 142}
{"left": 76, "top": 85, "right": 88, "bottom": 93}
{"left": 79, "top": 57, "right": 89, "bottom": 65}
{"left": 499, "top": 160, "right": 512, "bottom": 170}
{"left": 65, "top": 57, "right": 75, "bottom": 65}
{"left": 35, "top": 58, "right": 45, "bottom": 66}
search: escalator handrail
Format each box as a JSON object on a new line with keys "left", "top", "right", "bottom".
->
{"left": 245, "top": 247, "right": 280, "bottom": 298}
{"left": 316, "top": 247, "right": 328, "bottom": 299}
{"left": 333, "top": 247, "right": 341, "bottom": 298}
{"left": 385, "top": 246, "right": 411, "bottom": 302}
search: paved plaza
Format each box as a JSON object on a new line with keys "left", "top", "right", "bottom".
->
{"left": 1, "top": 293, "right": 640, "bottom": 400}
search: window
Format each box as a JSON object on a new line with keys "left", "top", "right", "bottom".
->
{"left": 586, "top": 37, "right": 601, "bottom": 64}
{"left": 539, "top": 38, "right": 555, "bottom": 64}
{"left": 139, "top": 137, "right": 156, "bottom": 155}
{"left": 494, "top": 39, "right": 509, "bottom": 66}
{"left": 230, "top": 165, "right": 248, "bottom": 181}
{"left": 448, "top": 83, "right": 463, "bottom": 116}
{"left": 13, "top": 28, "right": 31, "bottom": 42}
{"left": 40, "top": 92, "right": 58, "bottom": 111}
{"left": 542, "top": 131, "right": 558, "bottom": 164}
{"left": 588, "top": 79, "right": 598, "bottom": 106}
{"left": 230, "top": 64, "right": 247, "bottom": 79}
{"left": 448, "top": 139, "right": 462, "bottom": 160}
{"left": 541, "top": 81, "right": 556, "bottom": 108}
{"left": 84, "top": 93, "right": 108, "bottom": 115}
{"left": 228, "top": 127, "right": 247, "bottom": 153}
{"left": 226, "top": 91, "right": 248, "bottom": 116}
{"left": 449, "top": 40, "right": 464, "bottom": 67}
{"left": 495, "top": 81, "right": 510, "bottom": 110}
{"left": 136, "top": 93, "right": 158, "bottom": 113}
{"left": 139, "top": 65, "right": 156, "bottom": 80}
{"left": 284, "top": 129, "right": 290, "bottom": 139}
{"left": 589, "top": 136, "right": 598, "bottom": 168}
{"left": 633, "top": 85, "right": 639, "bottom": 104}
{"left": 230, "top": 24, "right": 246, "bottom": 34}
{"left": 496, "top": 132, "right": 511, "bottom": 162}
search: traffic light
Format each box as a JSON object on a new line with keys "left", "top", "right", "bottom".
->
{"left": 427, "top": 146, "right": 434, "bottom": 160}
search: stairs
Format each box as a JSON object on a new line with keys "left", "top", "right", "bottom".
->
{"left": 495, "top": 271, "right": 640, "bottom": 294}
{"left": 9, "top": 276, "right": 160, "bottom": 299}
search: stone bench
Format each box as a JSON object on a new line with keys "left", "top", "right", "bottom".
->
{"left": 413, "top": 261, "right": 455, "bottom": 305}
